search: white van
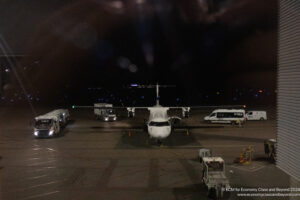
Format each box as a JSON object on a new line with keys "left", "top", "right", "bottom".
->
{"left": 33, "top": 115, "right": 60, "bottom": 138}
{"left": 246, "top": 111, "right": 267, "bottom": 120}
{"left": 204, "top": 109, "right": 246, "bottom": 124}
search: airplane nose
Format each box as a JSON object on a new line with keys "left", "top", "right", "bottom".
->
{"left": 148, "top": 126, "right": 171, "bottom": 139}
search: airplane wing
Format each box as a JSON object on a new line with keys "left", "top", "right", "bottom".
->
{"left": 167, "top": 105, "right": 245, "bottom": 118}
{"left": 168, "top": 105, "right": 245, "bottom": 109}
{"left": 72, "top": 104, "right": 246, "bottom": 118}
{"left": 72, "top": 105, "right": 149, "bottom": 109}
{"left": 72, "top": 105, "right": 151, "bottom": 118}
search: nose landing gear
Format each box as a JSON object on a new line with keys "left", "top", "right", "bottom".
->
{"left": 157, "top": 139, "right": 162, "bottom": 146}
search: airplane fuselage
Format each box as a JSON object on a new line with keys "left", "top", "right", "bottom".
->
{"left": 146, "top": 106, "right": 172, "bottom": 139}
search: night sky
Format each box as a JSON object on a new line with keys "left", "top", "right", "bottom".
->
{"left": 0, "top": 0, "right": 278, "bottom": 105}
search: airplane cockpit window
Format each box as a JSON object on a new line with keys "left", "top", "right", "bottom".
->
{"left": 149, "top": 121, "right": 170, "bottom": 127}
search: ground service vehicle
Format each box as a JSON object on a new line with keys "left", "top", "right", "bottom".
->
{"left": 33, "top": 115, "right": 60, "bottom": 138}
{"left": 94, "top": 103, "right": 117, "bottom": 121}
{"left": 264, "top": 139, "right": 277, "bottom": 162}
{"left": 202, "top": 157, "right": 230, "bottom": 199}
{"left": 204, "top": 109, "right": 246, "bottom": 124}
{"left": 198, "top": 148, "right": 212, "bottom": 163}
{"left": 47, "top": 109, "right": 70, "bottom": 127}
{"left": 246, "top": 110, "right": 267, "bottom": 120}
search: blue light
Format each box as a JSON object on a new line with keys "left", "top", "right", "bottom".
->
{"left": 141, "top": 96, "right": 144, "bottom": 99}
{"left": 176, "top": 98, "right": 180, "bottom": 102}
{"left": 131, "top": 84, "right": 138, "bottom": 87}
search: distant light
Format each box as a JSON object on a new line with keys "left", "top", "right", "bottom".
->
{"left": 118, "top": 57, "right": 130, "bottom": 69}
{"left": 131, "top": 84, "right": 138, "bottom": 87}
{"left": 136, "top": 0, "right": 145, "bottom": 4}
{"left": 243, "top": 105, "right": 247, "bottom": 108}
{"left": 216, "top": 91, "right": 220, "bottom": 95}
{"left": 258, "top": 89, "right": 263, "bottom": 93}
{"left": 141, "top": 96, "right": 144, "bottom": 99}
{"left": 5, "top": 68, "right": 9, "bottom": 73}
{"left": 72, "top": 105, "right": 75, "bottom": 109}
{"left": 176, "top": 98, "right": 180, "bottom": 102}
{"left": 254, "top": 94, "right": 258, "bottom": 98}
{"left": 110, "top": 1, "right": 123, "bottom": 9}
{"left": 128, "top": 64, "right": 138, "bottom": 73}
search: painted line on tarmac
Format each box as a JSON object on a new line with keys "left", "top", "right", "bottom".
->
{"left": 46, "top": 148, "right": 57, "bottom": 152}
{"left": 22, "top": 180, "right": 64, "bottom": 190}
{"left": 229, "top": 164, "right": 265, "bottom": 173}
{"left": 172, "top": 144, "right": 257, "bottom": 149}
{"left": 26, "top": 160, "right": 57, "bottom": 167}
{"left": 31, "top": 166, "right": 57, "bottom": 172}
{"left": 22, "top": 190, "right": 60, "bottom": 200}
{"left": 27, "top": 158, "right": 41, "bottom": 161}
{"left": 27, "top": 174, "right": 48, "bottom": 180}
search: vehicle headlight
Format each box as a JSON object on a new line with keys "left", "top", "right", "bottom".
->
{"left": 113, "top": 116, "right": 117, "bottom": 120}
{"left": 34, "top": 131, "right": 39, "bottom": 136}
{"left": 104, "top": 117, "right": 109, "bottom": 121}
{"left": 49, "top": 130, "right": 54, "bottom": 136}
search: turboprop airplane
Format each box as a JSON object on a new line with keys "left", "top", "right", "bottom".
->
{"left": 73, "top": 84, "right": 244, "bottom": 145}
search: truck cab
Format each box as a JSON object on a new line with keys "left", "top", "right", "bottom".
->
{"left": 33, "top": 115, "right": 60, "bottom": 138}
{"left": 94, "top": 103, "right": 117, "bottom": 121}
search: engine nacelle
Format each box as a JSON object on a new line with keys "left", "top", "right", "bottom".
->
{"left": 182, "top": 107, "right": 190, "bottom": 118}
{"left": 127, "top": 107, "right": 135, "bottom": 118}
